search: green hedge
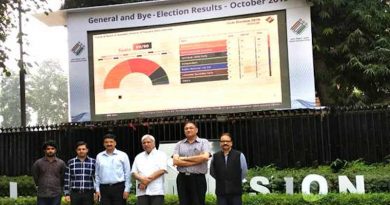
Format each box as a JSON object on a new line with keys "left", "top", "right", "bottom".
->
{"left": 0, "top": 176, "right": 36, "bottom": 197}
{"left": 0, "top": 176, "right": 136, "bottom": 197}
{"left": 244, "top": 160, "right": 390, "bottom": 193}
{"left": 1, "top": 194, "right": 390, "bottom": 205}
{"left": 1, "top": 160, "right": 389, "bottom": 197}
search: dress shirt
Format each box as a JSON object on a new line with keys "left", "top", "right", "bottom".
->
{"left": 173, "top": 137, "right": 210, "bottom": 174}
{"left": 64, "top": 156, "right": 96, "bottom": 195}
{"left": 95, "top": 149, "right": 131, "bottom": 192}
{"left": 32, "top": 157, "right": 66, "bottom": 197}
{"left": 131, "top": 148, "right": 167, "bottom": 196}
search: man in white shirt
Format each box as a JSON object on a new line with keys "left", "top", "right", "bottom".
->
{"left": 131, "top": 134, "right": 167, "bottom": 205}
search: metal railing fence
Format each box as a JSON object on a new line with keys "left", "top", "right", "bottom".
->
{"left": 0, "top": 105, "right": 389, "bottom": 176}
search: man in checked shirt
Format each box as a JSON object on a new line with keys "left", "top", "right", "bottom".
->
{"left": 64, "top": 141, "right": 96, "bottom": 205}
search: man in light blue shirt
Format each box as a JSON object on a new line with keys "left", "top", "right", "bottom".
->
{"left": 95, "top": 134, "right": 131, "bottom": 205}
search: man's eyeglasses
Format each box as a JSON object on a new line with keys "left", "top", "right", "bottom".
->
{"left": 220, "top": 140, "right": 232, "bottom": 143}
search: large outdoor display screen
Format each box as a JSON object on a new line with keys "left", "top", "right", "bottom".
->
{"left": 88, "top": 11, "right": 290, "bottom": 120}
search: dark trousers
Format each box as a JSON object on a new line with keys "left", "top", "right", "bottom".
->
{"left": 70, "top": 190, "right": 95, "bottom": 205}
{"left": 37, "top": 195, "right": 61, "bottom": 205}
{"left": 136, "top": 195, "right": 164, "bottom": 205}
{"left": 100, "top": 182, "right": 126, "bottom": 205}
{"left": 176, "top": 173, "right": 206, "bottom": 205}
{"left": 217, "top": 195, "right": 242, "bottom": 205}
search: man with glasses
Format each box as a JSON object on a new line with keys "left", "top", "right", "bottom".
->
{"left": 210, "top": 133, "right": 248, "bottom": 205}
{"left": 132, "top": 134, "right": 167, "bottom": 205}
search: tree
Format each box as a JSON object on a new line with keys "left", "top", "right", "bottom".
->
{"left": 0, "top": 60, "right": 68, "bottom": 127}
{"left": 0, "top": 0, "right": 48, "bottom": 76}
{"left": 62, "top": 0, "right": 126, "bottom": 9}
{"left": 0, "top": 74, "right": 27, "bottom": 127}
{"left": 312, "top": 0, "right": 390, "bottom": 105}
{"left": 28, "top": 59, "right": 68, "bottom": 125}
{"left": 62, "top": 0, "right": 154, "bottom": 9}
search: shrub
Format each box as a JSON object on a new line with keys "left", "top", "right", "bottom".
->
{"left": 0, "top": 176, "right": 36, "bottom": 197}
{"left": 244, "top": 160, "right": 390, "bottom": 193}
{"left": 1, "top": 160, "right": 390, "bottom": 197}
{"left": 1, "top": 194, "right": 390, "bottom": 205}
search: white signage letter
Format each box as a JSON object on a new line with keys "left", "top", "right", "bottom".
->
{"left": 338, "top": 175, "right": 365, "bottom": 194}
{"left": 301, "top": 174, "right": 328, "bottom": 195}
{"left": 250, "top": 176, "right": 270, "bottom": 194}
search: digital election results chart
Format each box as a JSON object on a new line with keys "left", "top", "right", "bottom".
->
{"left": 89, "top": 11, "right": 290, "bottom": 119}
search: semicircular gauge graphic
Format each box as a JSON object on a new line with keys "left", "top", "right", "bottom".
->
{"left": 104, "top": 58, "right": 169, "bottom": 89}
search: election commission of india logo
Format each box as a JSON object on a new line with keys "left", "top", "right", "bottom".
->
{"left": 71, "top": 41, "right": 85, "bottom": 56}
{"left": 290, "top": 18, "right": 308, "bottom": 35}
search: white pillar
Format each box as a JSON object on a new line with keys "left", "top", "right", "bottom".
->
{"left": 10, "top": 182, "right": 18, "bottom": 199}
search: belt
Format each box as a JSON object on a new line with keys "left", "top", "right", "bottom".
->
{"left": 71, "top": 189, "right": 94, "bottom": 193}
{"left": 100, "top": 181, "right": 125, "bottom": 187}
{"left": 179, "top": 172, "right": 205, "bottom": 176}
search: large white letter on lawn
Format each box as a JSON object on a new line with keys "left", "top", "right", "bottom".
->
{"left": 338, "top": 175, "right": 365, "bottom": 194}
{"left": 250, "top": 176, "right": 270, "bottom": 194}
{"left": 302, "top": 174, "right": 328, "bottom": 195}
